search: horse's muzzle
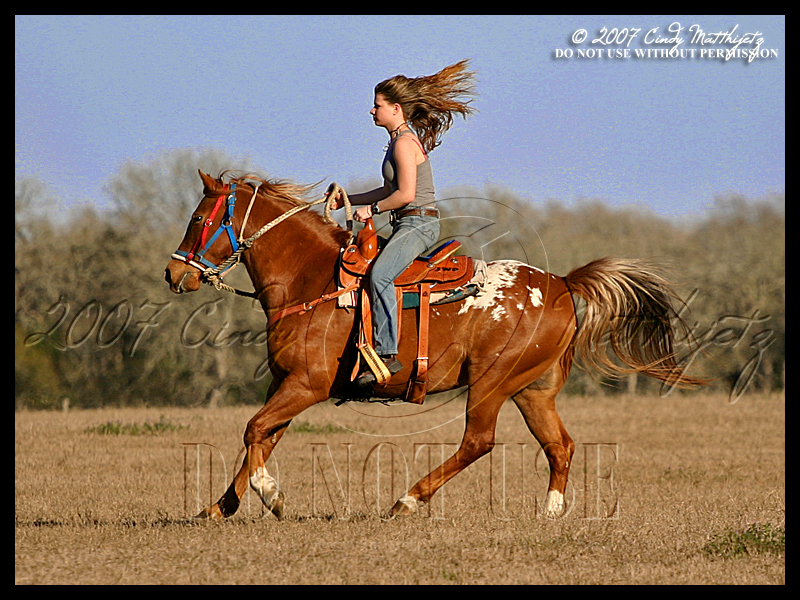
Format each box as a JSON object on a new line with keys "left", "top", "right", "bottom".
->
{"left": 164, "top": 261, "right": 201, "bottom": 294}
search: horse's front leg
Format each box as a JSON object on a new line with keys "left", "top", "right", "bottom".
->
{"left": 195, "top": 425, "right": 290, "bottom": 521}
{"left": 245, "top": 429, "right": 288, "bottom": 519}
{"left": 195, "top": 376, "right": 319, "bottom": 520}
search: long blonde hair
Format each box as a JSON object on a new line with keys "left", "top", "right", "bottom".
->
{"left": 375, "top": 59, "right": 477, "bottom": 153}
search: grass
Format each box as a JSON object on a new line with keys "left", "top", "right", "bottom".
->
{"left": 289, "top": 419, "right": 348, "bottom": 435}
{"left": 15, "top": 394, "right": 784, "bottom": 584}
{"left": 660, "top": 466, "right": 708, "bottom": 486}
{"left": 703, "top": 522, "right": 785, "bottom": 558}
{"left": 84, "top": 415, "right": 188, "bottom": 436}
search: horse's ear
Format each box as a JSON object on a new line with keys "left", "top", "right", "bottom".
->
{"left": 198, "top": 170, "right": 219, "bottom": 193}
{"left": 198, "top": 170, "right": 213, "bottom": 186}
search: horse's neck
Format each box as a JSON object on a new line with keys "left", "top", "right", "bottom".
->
{"left": 241, "top": 203, "right": 343, "bottom": 313}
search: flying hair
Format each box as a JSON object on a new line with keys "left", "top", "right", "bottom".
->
{"left": 374, "top": 59, "right": 477, "bottom": 153}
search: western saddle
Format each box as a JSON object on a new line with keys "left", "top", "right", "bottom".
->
{"left": 337, "top": 218, "right": 475, "bottom": 404}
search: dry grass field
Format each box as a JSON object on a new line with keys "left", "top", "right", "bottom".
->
{"left": 15, "top": 392, "right": 784, "bottom": 584}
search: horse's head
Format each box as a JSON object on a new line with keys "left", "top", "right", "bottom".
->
{"left": 166, "top": 170, "right": 350, "bottom": 296}
{"left": 164, "top": 170, "right": 241, "bottom": 294}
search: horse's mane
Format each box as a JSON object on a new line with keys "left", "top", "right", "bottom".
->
{"left": 218, "top": 170, "right": 351, "bottom": 247}
{"left": 219, "top": 170, "right": 318, "bottom": 207}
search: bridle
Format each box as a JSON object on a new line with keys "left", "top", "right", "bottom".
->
{"left": 170, "top": 180, "right": 354, "bottom": 299}
{"left": 172, "top": 182, "right": 241, "bottom": 274}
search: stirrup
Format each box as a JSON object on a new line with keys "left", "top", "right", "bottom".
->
{"left": 356, "top": 351, "right": 402, "bottom": 387}
{"left": 357, "top": 344, "right": 392, "bottom": 385}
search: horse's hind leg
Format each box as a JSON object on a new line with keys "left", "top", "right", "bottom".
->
{"left": 389, "top": 381, "right": 510, "bottom": 517}
{"left": 512, "top": 361, "right": 575, "bottom": 518}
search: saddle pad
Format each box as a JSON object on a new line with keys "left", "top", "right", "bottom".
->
{"left": 403, "top": 284, "right": 480, "bottom": 308}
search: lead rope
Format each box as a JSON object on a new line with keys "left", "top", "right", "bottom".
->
{"left": 201, "top": 182, "right": 354, "bottom": 298}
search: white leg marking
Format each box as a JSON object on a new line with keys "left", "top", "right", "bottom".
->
{"left": 544, "top": 490, "right": 565, "bottom": 518}
{"left": 250, "top": 466, "right": 279, "bottom": 508}
{"left": 397, "top": 494, "right": 418, "bottom": 514}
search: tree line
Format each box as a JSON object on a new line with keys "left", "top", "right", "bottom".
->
{"left": 15, "top": 148, "right": 785, "bottom": 409}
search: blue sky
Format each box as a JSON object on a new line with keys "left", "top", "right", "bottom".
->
{"left": 16, "top": 15, "right": 784, "bottom": 220}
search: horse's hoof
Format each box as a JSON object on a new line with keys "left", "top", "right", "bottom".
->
{"left": 194, "top": 504, "right": 224, "bottom": 521}
{"left": 269, "top": 490, "right": 286, "bottom": 520}
{"left": 389, "top": 494, "right": 418, "bottom": 518}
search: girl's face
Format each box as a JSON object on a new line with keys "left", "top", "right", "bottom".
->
{"left": 370, "top": 93, "right": 402, "bottom": 129}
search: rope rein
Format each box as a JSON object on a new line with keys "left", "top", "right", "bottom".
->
{"left": 192, "top": 182, "right": 353, "bottom": 298}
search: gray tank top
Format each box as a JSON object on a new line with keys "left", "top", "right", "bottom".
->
{"left": 381, "top": 131, "right": 436, "bottom": 209}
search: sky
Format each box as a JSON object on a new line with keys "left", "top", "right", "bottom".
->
{"left": 16, "top": 15, "right": 785, "bottom": 221}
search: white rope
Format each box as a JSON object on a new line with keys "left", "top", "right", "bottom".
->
{"left": 238, "top": 181, "right": 261, "bottom": 244}
{"left": 197, "top": 182, "right": 353, "bottom": 298}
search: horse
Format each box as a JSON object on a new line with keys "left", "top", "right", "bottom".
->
{"left": 164, "top": 170, "right": 704, "bottom": 520}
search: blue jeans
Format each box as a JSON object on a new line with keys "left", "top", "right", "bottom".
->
{"left": 369, "top": 215, "right": 440, "bottom": 355}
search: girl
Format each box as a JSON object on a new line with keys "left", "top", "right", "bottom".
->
{"left": 330, "top": 59, "right": 477, "bottom": 386}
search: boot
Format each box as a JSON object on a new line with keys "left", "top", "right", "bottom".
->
{"left": 355, "top": 355, "right": 404, "bottom": 387}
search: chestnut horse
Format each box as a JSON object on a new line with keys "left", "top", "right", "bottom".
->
{"left": 165, "top": 171, "right": 702, "bottom": 520}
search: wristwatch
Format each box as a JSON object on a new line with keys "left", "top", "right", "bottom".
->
{"left": 371, "top": 202, "right": 381, "bottom": 215}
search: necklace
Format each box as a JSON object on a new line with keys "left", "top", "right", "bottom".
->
{"left": 390, "top": 122, "right": 410, "bottom": 138}
{"left": 384, "top": 122, "right": 411, "bottom": 152}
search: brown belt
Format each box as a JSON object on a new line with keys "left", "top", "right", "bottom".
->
{"left": 392, "top": 207, "right": 439, "bottom": 219}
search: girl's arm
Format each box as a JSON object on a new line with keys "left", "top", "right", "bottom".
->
{"left": 346, "top": 181, "right": 392, "bottom": 205}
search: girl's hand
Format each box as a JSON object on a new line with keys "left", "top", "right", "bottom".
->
{"left": 324, "top": 185, "right": 344, "bottom": 209}
{"left": 353, "top": 205, "right": 373, "bottom": 223}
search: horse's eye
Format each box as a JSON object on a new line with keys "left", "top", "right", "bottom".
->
{"left": 192, "top": 214, "right": 203, "bottom": 223}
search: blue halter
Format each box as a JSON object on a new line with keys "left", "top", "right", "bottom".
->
{"left": 173, "top": 183, "right": 239, "bottom": 271}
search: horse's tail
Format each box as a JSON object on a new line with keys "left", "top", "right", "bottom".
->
{"left": 564, "top": 257, "right": 707, "bottom": 389}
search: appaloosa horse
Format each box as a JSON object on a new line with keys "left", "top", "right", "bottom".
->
{"left": 164, "top": 170, "right": 703, "bottom": 520}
